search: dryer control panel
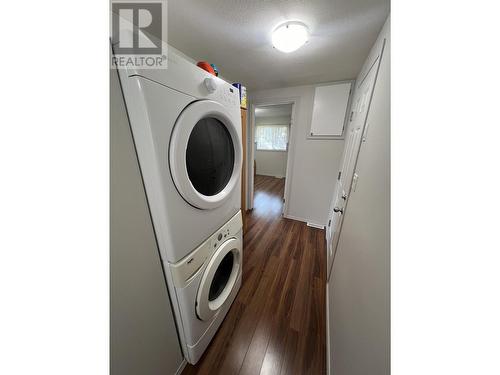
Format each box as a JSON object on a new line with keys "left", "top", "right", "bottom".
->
{"left": 209, "top": 79, "right": 240, "bottom": 108}
{"left": 169, "top": 210, "right": 242, "bottom": 288}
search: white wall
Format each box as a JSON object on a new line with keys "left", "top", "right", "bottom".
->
{"left": 111, "top": 64, "right": 185, "bottom": 375}
{"left": 255, "top": 150, "right": 287, "bottom": 177}
{"left": 327, "top": 17, "right": 390, "bottom": 375}
{"left": 248, "top": 86, "right": 346, "bottom": 226}
{"left": 254, "top": 115, "right": 290, "bottom": 178}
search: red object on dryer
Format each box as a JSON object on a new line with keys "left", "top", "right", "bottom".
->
{"left": 196, "top": 61, "right": 216, "bottom": 76}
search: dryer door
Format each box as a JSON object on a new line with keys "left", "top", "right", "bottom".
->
{"left": 196, "top": 237, "right": 241, "bottom": 321}
{"left": 170, "top": 100, "right": 242, "bottom": 210}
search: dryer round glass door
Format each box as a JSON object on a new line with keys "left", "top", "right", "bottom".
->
{"left": 196, "top": 237, "right": 242, "bottom": 321}
{"left": 169, "top": 100, "right": 242, "bottom": 210}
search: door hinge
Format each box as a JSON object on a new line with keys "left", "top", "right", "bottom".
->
{"left": 352, "top": 173, "right": 359, "bottom": 192}
{"left": 349, "top": 111, "right": 354, "bottom": 122}
{"left": 328, "top": 219, "right": 332, "bottom": 227}
{"left": 362, "top": 122, "right": 370, "bottom": 142}
{"left": 337, "top": 171, "right": 342, "bottom": 180}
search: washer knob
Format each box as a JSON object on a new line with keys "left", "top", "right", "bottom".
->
{"left": 204, "top": 77, "right": 218, "bottom": 93}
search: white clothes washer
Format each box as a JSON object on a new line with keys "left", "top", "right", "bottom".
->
{"left": 170, "top": 211, "right": 243, "bottom": 364}
{"left": 114, "top": 46, "right": 244, "bottom": 364}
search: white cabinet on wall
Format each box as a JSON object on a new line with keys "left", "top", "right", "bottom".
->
{"left": 309, "top": 81, "right": 353, "bottom": 139}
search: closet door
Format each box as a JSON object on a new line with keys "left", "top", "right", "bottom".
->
{"left": 326, "top": 39, "right": 386, "bottom": 280}
{"left": 328, "top": 23, "right": 390, "bottom": 375}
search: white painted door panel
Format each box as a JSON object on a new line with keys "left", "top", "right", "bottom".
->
{"left": 310, "top": 82, "right": 352, "bottom": 137}
{"left": 326, "top": 40, "right": 386, "bottom": 279}
{"left": 326, "top": 126, "right": 362, "bottom": 277}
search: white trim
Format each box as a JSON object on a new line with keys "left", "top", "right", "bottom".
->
{"left": 326, "top": 281, "right": 331, "bottom": 375}
{"left": 255, "top": 173, "right": 286, "bottom": 179}
{"left": 307, "top": 222, "right": 325, "bottom": 229}
{"left": 283, "top": 214, "right": 308, "bottom": 223}
{"left": 248, "top": 97, "right": 300, "bottom": 216}
{"left": 175, "top": 359, "right": 187, "bottom": 375}
{"left": 283, "top": 214, "right": 325, "bottom": 229}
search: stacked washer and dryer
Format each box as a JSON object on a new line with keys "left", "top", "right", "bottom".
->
{"left": 116, "top": 47, "right": 243, "bottom": 364}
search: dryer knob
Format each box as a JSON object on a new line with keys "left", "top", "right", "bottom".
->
{"left": 204, "top": 77, "right": 218, "bottom": 93}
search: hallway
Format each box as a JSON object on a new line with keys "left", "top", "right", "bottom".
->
{"left": 183, "top": 176, "right": 327, "bottom": 375}
{"left": 252, "top": 175, "right": 286, "bottom": 219}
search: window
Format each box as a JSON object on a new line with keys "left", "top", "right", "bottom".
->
{"left": 186, "top": 117, "right": 234, "bottom": 196}
{"left": 255, "top": 125, "right": 289, "bottom": 151}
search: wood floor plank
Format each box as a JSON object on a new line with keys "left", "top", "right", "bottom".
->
{"left": 289, "top": 225, "right": 314, "bottom": 332}
{"left": 259, "top": 256, "right": 299, "bottom": 375}
{"left": 278, "top": 328, "right": 299, "bottom": 375}
{"left": 216, "top": 254, "right": 281, "bottom": 374}
{"left": 182, "top": 175, "right": 326, "bottom": 375}
{"left": 238, "top": 253, "right": 292, "bottom": 375}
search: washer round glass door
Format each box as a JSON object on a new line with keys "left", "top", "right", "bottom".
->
{"left": 169, "top": 100, "right": 242, "bottom": 210}
{"left": 196, "top": 237, "right": 241, "bottom": 321}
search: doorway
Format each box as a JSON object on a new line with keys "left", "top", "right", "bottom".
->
{"left": 250, "top": 103, "right": 293, "bottom": 216}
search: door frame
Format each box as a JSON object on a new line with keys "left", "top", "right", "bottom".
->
{"left": 247, "top": 97, "right": 300, "bottom": 216}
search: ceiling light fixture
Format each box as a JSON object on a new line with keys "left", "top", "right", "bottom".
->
{"left": 272, "top": 21, "right": 309, "bottom": 53}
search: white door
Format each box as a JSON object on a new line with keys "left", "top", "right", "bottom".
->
{"left": 196, "top": 237, "right": 242, "bottom": 321}
{"left": 169, "top": 100, "right": 242, "bottom": 210}
{"left": 326, "top": 41, "right": 386, "bottom": 279}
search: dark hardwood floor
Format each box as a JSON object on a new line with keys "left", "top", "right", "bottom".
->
{"left": 182, "top": 175, "right": 326, "bottom": 375}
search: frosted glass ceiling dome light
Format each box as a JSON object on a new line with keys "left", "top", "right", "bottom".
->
{"left": 272, "top": 21, "right": 309, "bottom": 53}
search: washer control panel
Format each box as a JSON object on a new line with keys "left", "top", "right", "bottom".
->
{"left": 211, "top": 226, "right": 232, "bottom": 251}
{"left": 169, "top": 210, "right": 243, "bottom": 288}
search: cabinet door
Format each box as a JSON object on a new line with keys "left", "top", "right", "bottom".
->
{"left": 310, "top": 82, "right": 352, "bottom": 138}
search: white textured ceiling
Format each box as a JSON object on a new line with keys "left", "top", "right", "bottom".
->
{"left": 167, "top": 0, "right": 389, "bottom": 90}
{"left": 255, "top": 104, "right": 293, "bottom": 118}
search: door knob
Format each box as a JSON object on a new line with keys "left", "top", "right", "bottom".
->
{"left": 333, "top": 207, "right": 343, "bottom": 214}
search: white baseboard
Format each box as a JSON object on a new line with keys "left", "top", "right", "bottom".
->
{"left": 283, "top": 214, "right": 325, "bottom": 229}
{"left": 326, "top": 282, "right": 331, "bottom": 375}
{"left": 307, "top": 222, "right": 325, "bottom": 229}
{"left": 175, "top": 359, "right": 187, "bottom": 375}
{"left": 283, "top": 214, "right": 307, "bottom": 223}
{"left": 256, "top": 173, "right": 285, "bottom": 179}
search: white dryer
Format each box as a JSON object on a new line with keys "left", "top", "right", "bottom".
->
{"left": 115, "top": 47, "right": 243, "bottom": 364}
{"left": 116, "top": 47, "right": 242, "bottom": 263}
